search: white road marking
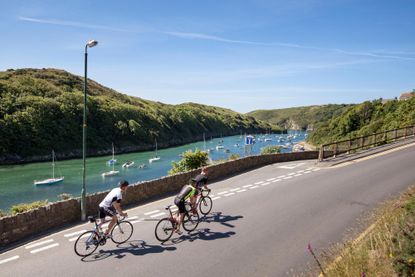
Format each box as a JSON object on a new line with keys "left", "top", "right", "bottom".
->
{"left": 150, "top": 212, "right": 166, "bottom": 218}
{"left": 144, "top": 210, "right": 160, "bottom": 215}
{"left": 30, "top": 243, "right": 59, "bottom": 254}
{"left": 272, "top": 179, "right": 282, "bottom": 183}
{"left": 63, "top": 230, "right": 87, "bottom": 238}
{"left": 250, "top": 185, "right": 260, "bottom": 189}
{"left": 306, "top": 167, "right": 314, "bottom": 171}
{"left": 254, "top": 181, "right": 264, "bottom": 185}
{"left": 128, "top": 216, "right": 139, "bottom": 220}
{"left": 212, "top": 196, "right": 221, "bottom": 200}
{"left": 266, "top": 178, "right": 276, "bottom": 181}
{"left": 261, "top": 182, "right": 271, "bottom": 186}
{"left": 130, "top": 219, "right": 143, "bottom": 224}
{"left": 277, "top": 175, "right": 286, "bottom": 178}
{"left": 25, "top": 239, "right": 54, "bottom": 249}
{"left": 294, "top": 174, "right": 302, "bottom": 177}
{"left": 224, "top": 193, "right": 235, "bottom": 197}
{"left": 217, "top": 191, "right": 229, "bottom": 195}
{"left": 297, "top": 170, "right": 305, "bottom": 173}
{"left": 313, "top": 168, "right": 321, "bottom": 171}
{"left": 68, "top": 237, "right": 78, "bottom": 242}
{"left": 236, "top": 189, "right": 247, "bottom": 193}
{"left": 283, "top": 176, "right": 293, "bottom": 179}
{"left": 229, "top": 188, "right": 240, "bottom": 192}
{"left": 287, "top": 173, "right": 296, "bottom": 176}
{"left": 304, "top": 171, "right": 311, "bottom": 174}
{"left": 243, "top": 184, "right": 253, "bottom": 188}
{"left": 0, "top": 255, "right": 19, "bottom": 265}
{"left": 277, "top": 162, "right": 305, "bottom": 169}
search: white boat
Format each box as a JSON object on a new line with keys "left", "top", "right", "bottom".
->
{"left": 216, "top": 145, "right": 224, "bottom": 150}
{"left": 102, "top": 144, "right": 119, "bottom": 177}
{"left": 34, "top": 150, "right": 64, "bottom": 186}
{"left": 264, "top": 138, "right": 272, "bottom": 142}
{"left": 149, "top": 139, "right": 161, "bottom": 163}
{"left": 122, "top": 161, "right": 135, "bottom": 168}
{"left": 138, "top": 164, "right": 147, "bottom": 169}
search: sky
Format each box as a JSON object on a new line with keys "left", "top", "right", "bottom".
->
{"left": 0, "top": 0, "right": 414, "bottom": 113}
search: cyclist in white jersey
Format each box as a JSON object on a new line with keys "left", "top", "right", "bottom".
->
{"left": 98, "top": 180, "right": 129, "bottom": 237}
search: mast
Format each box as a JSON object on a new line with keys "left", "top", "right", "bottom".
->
{"left": 203, "top": 133, "right": 206, "bottom": 151}
{"left": 155, "top": 139, "right": 158, "bottom": 157}
{"left": 52, "top": 150, "right": 55, "bottom": 179}
{"left": 112, "top": 143, "right": 115, "bottom": 171}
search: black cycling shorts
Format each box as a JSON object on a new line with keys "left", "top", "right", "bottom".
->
{"left": 98, "top": 206, "right": 117, "bottom": 219}
{"left": 175, "top": 199, "right": 186, "bottom": 214}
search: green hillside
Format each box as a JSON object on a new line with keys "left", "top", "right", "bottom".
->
{"left": 247, "top": 104, "right": 353, "bottom": 130}
{"left": 0, "top": 68, "right": 274, "bottom": 163}
{"left": 308, "top": 96, "right": 415, "bottom": 145}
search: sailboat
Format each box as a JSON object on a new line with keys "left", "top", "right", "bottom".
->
{"left": 106, "top": 143, "right": 117, "bottom": 165}
{"left": 149, "top": 139, "right": 161, "bottom": 163}
{"left": 102, "top": 144, "right": 120, "bottom": 177}
{"left": 34, "top": 150, "right": 64, "bottom": 186}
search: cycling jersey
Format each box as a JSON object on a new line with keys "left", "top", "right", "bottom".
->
{"left": 174, "top": 185, "right": 196, "bottom": 204}
{"left": 99, "top": 187, "right": 122, "bottom": 208}
{"left": 192, "top": 174, "right": 208, "bottom": 189}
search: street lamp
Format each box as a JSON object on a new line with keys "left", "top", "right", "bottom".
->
{"left": 81, "top": 39, "right": 98, "bottom": 221}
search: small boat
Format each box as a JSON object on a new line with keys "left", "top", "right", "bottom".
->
{"left": 225, "top": 149, "right": 231, "bottom": 153}
{"left": 216, "top": 145, "right": 224, "bottom": 150}
{"left": 264, "top": 138, "right": 272, "bottom": 142}
{"left": 34, "top": 150, "right": 64, "bottom": 186}
{"left": 149, "top": 139, "right": 161, "bottom": 163}
{"left": 122, "top": 161, "right": 135, "bottom": 168}
{"left": 102, "top": 145, "right": 119, "bottom": 177}
{"left": 138, "top": 164, "right": 147, "bottom": 169}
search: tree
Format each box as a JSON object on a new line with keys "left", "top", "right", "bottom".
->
{"left": 169, "top": 149, "right": 209, "bottom": 175}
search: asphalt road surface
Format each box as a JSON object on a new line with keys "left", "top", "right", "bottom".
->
{"left": 1, "top": 143, "right": 415, "bottom": 276}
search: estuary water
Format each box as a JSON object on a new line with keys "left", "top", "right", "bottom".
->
{"left": 0, "top": 131, "right": 306, "bottom": 211}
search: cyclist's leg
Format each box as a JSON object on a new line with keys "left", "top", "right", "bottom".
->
{"left": 176, "top": 200, "right": 186, "bottom": 231}
{"left": 102, "top": 207, "right": 117, "bottom": 236}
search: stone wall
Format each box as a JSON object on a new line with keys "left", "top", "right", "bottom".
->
{"left": 0, "top": 151, "right": 318, "bottom": 248}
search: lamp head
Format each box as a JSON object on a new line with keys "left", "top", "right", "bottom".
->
{"left": 86, "top": 40, "right": 98, "bottom": 48}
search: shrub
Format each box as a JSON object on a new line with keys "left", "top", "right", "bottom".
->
{"left": 261, "top": 145, "right": 282, "bottom": 154}
{"left": 228, "top": 154, "right": 240, "bottom": 160}
{"left": 11, "top": 200, "right": 49, "bottom": 215}
{"left": 58, "top": 193, "right": 73, "bottom": 200}
{"left": 169, "top": 149, "right": 209, "bottom": 175}
{"left": 0, "top": 209, "right": 7, "bottom": 218}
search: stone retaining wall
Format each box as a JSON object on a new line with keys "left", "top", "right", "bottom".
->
{"left": 0, "top": 151, "right": 318, "bottom": 248}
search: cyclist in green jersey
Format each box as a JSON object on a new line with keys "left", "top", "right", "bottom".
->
{"left": 173, "top": 182, "right": 197, "bottom": 234}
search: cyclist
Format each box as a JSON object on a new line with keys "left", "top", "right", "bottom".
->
{"left": 173, "top": 181, "right": 197, "bottom": 234}
{"left": 98, "top": 180, "right": 129, "bottom": 238}
{"left": 190, "top": 167, "right": 209, "bottom": 212}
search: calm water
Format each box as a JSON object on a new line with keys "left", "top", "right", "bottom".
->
{"left": 0, "top": 131, "right": 306, "bottom": 211}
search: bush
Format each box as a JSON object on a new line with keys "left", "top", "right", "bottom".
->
{"left": 0, "top": 209, "right": 7, "bottom": 218}
{"left": 58, "top": 193, "right": 73, "bottom": 200}
{"left": 169, "top": 149, "right": 209, "bottom": 175}
{"left": 11, "top": 200, "right": 48, "bottom": 215}
{"left": 228, "top": 154, "right": 240, "bottom": 160}
{"left": 261, "top": 145, "right": 282, "bottom": 154}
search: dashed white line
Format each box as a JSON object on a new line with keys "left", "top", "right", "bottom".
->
{"left": 297, "top": 170, "right": 305, "bottom": 173}
{"left": 304, "top": 171, "right": 311, "bottom": 174}
{"left": 30, "top": 243, "right": 59, "bottom": 254}
{"left": 212, "top": 196, "right": 221, "bottom": 200}
{"left": 277, "top": 175, "right": 286, "bottom": 178}
{"left": 130, "top": 219, "right": 143, "bottom": 224}
{"left": 229, "top": 188, "right": 240, "bottom": 192}
{"left": 261, "top": 182, "right": 271, "bottom": 186}
{"left": 254, "top": 181, "right": 264, "bottom": 185}
{"left": 150, "top": 212, "right": 165, "bottom": 218}
{"left": 128, "top": 216, "right": 139, "bottom": 220}
{"left": 217, "top": 191, "right": 229, "bottom": 195}
{"left": 64, "top": 230, "right": 87, "bottom": 238}
{"left": 283, "top": 176, "right": 293, "bottom": 180}
{"left": 243, "top": 184, "right": 253, "bottom": 188}
{"left": 250, "top": 185, "right": 260, "bottom": 189}
{"left": 236, "top": 189, "right": 247, "bottom": 193}
{"left": 266, "top": 178, "right": 276, "bottom": 181}
{"left": 287, "top": 173, "right": 296, "bottom": 176}
{"left": 313, "top": 168, "right": 321, "bottom": 171}
{"left": 25, "top": 239, "right": 54, "bottom": 249}
{"left": 144, "top": 210, "right": 160, "bottom": 216}
{"left": 68, "top": 237, "right": 78, "bottom": 242}
{"left": 272, "top": 179, "right": 282, "bottom": 183}
{"left": 0, "top": 255, "right": 19, "bottom": 265}
{"left": 294, "top": 174, "right": 302, "bottom": 177}
{"left": 224, "top": 193, "right": 235, "bottom": 197}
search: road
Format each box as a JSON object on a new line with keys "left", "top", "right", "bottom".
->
{"left": 1, "top": 143, "right": 415, "bottom": 276}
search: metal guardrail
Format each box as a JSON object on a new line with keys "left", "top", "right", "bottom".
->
{"left": 318, "top": 125, "right": 415, "bottom": 161}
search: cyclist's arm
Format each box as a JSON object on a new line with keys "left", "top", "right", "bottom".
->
{"left": 113, "top": 201, "right": 127, "bottom": 217}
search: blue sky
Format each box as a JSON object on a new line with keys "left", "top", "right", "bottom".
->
{"left": 0, "top": 0, "right": 414, "bottom": 113}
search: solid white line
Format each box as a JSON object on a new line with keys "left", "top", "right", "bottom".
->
{"left": 254, "top": 181, "right": 264, "bottom": 185}
{"left": 250, "top": 185, "right": 260, "bottom": 189}
{"left": 229, "top": 188, "right": 240, "bottom": 192}
{"left": 63, "top": 230, "right": 87, "bottom": 238}
{"left": 266, "top": 178, "right": 276, "bottom": 181}
{"left": 25, "top": 239, "right": 54, "bottom": 249}
{"left": 150, "top": 212, "right": 165, "bottom": 218}
{"left": 294, "top": 174, "right": 302, "bottom": 177}
{"left": 272, "top": 179, "right": 282, "bottom": 183}
{"left": 283, "top": 176, "right": 293, "bottom": 179}
{"left": 224, "top": 193, "right": 235, "bottom": 197}
{"left": 261, "top": 182, "right": 271, "bottom": 186}
{"left": 236, "top": 189, "right": 247, "bottom": 193}
{"left": 30, "top": 243, "right": 59, "bottom": 254}
{"left": 212, "top": 197, "right": 221, "bottom": 200}
{"left": 217, "top": 191, "right": 229, "bottom": 195}
{"left": 144, "top": 210, "right": 160, "bottom": 215}
{"left": 243, "top": 184, "right": 253, "bottom": 188}
{"left": 0, "top": 255, "right": 19, "bottom": 265}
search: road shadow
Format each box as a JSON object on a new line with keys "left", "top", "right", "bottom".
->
{"left": 201, "top": 211, "right": 243, "bottom": 228}
{"left": 81, "top": 240, "right": 176, "bottom": 262}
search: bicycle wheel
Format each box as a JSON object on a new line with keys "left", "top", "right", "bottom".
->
{"left": 182, "top": 211, "right": 199, "bottom": 232}
{"left": 198, "top": 196, "right": 213, "bottom": 215}
{"left": 74, "top": 230, "right": 99, "bottom": 257}
{"left": 155, "top": 218, "right": 175, "bottom": 242}
{"left": 111, "top": 221, "right": 134, "bottom": 244}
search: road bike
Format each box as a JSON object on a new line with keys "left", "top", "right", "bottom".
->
{"left": 154, "top": 203, "right": 199, "bottom": 242}
{"left": 196, "top": 188, "right": 213, "bottom": 215}
{"left": 74, "top": 215, "right": 133, "bottom": 257}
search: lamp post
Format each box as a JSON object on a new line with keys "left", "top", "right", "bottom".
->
{"left": 81, "top": 39, "right": 98, "bottom": 221}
